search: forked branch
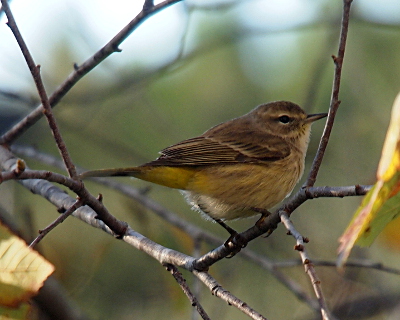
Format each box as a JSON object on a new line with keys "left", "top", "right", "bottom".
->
{"left": 0, "top": 0, "right": 183, "bottom": 145}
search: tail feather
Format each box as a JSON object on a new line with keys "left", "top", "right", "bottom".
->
{"left": 79, "top": 167, "right": 141, "bottom": 179}
{"left": 79, "top": 165, "right": 197, "bottom": 190}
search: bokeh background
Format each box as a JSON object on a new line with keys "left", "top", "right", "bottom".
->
{"left": 1, "top": 0, "right": 400, "bottom": 319}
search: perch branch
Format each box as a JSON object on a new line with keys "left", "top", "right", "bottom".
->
{"left": 193, "top": 183, "right": 370, "bottom": 270}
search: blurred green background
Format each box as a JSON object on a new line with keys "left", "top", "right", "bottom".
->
{"left": 2, "top": 0, "right": 400, "bottom": 319}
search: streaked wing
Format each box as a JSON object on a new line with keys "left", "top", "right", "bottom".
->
{"left": 144, "top": 132, "right": 290, "bottom": 167}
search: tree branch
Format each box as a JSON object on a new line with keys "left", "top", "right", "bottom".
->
{"left": 305, "top": 0, "right": 354, "bottom": 187}
{"left": 280, "top": 212, "right": 337, "bottom": 320}
{"left": 29, "top": 198, "right": 84, "bottom": 248}
{"left": 165, "top": 264, "right": 211, "bottom": 320}
{"left": 0, "top": 0, "right": 183, "bottom": 145}
{"left": 1, "top": 0, "right": 77, "bottom": 177}
{"left": 194, "top": 271, "right": 268, "bottom": 320}
{"left": 0, "top": 148, "right": 128, "bottom": 237}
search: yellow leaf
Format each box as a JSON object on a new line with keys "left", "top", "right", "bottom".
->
{"left": 0, "top": 223, "right": 54, "bottom": 308}
{"left": 338, "top": 93, "right": 400, "bottom": 267}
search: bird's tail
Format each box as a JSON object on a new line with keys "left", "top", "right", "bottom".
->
{"left": 79, "top": 167, "right": 142, "bottom": 179}
{"left": 79, "top": 165, "right": 197, "bottom": 190}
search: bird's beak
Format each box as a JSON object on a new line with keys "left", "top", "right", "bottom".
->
{"left": 305, "top": 112, "right": 328, "bottom": 123}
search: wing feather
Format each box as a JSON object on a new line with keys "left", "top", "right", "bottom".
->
{"left": 143, "top": 132, "right": 290, "bottom": 167}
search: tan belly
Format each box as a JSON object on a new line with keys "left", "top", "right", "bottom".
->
{"left": 184, "top": 159, "right": 304, "bottom": 220}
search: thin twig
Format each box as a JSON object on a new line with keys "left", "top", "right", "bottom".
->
{"left": 1, "top": 0, "right": 77, "bottom": 178}
{"left": 194, "top": 271, "right": 268, "bottom": 320}
{"left": 29, "top": 199, "right": 84, "bottom": 248}
{"left": 0, "top": 0, "right": 183, "bottom": 145}
{"left": 241, "top": 249, "right": 320, "bottom": 311}
{"left": 165, "top": 264, "right": 210, "bottom": 320}
{"left": 280, "top": 211, "right": 337, "bottom": 320}
{"left": 305, "top": 0, "right": 354, "bottom": 187}
{"left": 0, "top": 165, "right": 128, "bottom": 238}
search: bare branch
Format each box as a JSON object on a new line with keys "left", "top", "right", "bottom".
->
{"left": 29, "top": 198, "right": 84, "bottom": 248}
{"left": 194, "top": 271, "right": 268, "bottom": 320}
{"left": 165, "top": 264, "right": 211, "bottom": 320}
{"left": 305, "top": 0, "right": 354, "bottom": 187}
{"left": 280, "top": 211, "right": 337, "bottom": 320}
{"left": 240, "top": 249, "right": 320, "bottom": 312}
{"left": 0, "top": 148, "right": 128, "bottom": 237}
{"left": 0, "top": 0, "right": 183, "bottom": 145}
{"left": 0, "top": 145, "right": 192, "bottom": 264}
{"left": 1, "top": 0, "right": 77, "bottom": 177}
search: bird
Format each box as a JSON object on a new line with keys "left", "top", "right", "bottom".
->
{"left": 80, "top": 101, "right": 327, "bottom": 242}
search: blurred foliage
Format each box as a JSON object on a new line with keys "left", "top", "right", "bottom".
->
{"left": 2, "top": 0, "right": 400, "bottom": 319}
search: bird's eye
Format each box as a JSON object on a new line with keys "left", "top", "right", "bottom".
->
{"left": 278, "top": 115, "right": 291, "bottom": 124}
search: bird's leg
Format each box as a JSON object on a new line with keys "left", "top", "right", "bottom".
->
{"left": 214, "top": 219, "right": 247, "bottom": 257}
{"left": 214, "top": 218, "right": 238, "bottom": 238}
{"left": 252, "top": 208, "right": 272, "bottom": 229}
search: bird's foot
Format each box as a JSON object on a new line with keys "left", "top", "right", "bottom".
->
{"left": 252, "top": 208, "right": 272, "bottom": 229}
{"left": 224, "top": 231, "right": 247, "bottom": 258}
{"left": 215, "top": 218, "right": 247, "bottom": 258}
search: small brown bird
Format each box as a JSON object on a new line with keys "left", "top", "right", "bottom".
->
{"left": 80, "top": 101, "right": 327, "bottom": 237}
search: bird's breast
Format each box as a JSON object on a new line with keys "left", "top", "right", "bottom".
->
{"left": 185, "top": 155, "right": 305, "bottom": 220}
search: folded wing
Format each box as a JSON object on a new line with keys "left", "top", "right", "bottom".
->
{"left": 143, "top": 132, "right": 290, "bottom": 167}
